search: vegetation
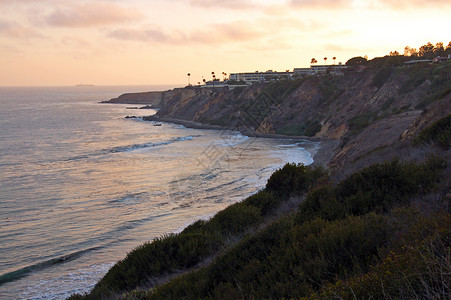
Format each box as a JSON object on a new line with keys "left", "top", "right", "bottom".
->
{"left": 347, "top": 111, "right": 378, "bottom": 133}
{"left": 275, "top": 120, "right": 322, "bottom": 137}
{"left": 70, "top": 41, "right": 451, "bottom": 300}
{"left": 72, "top": 164, "right": 326, "bottom": 298}
{"left": 318, "top": 76, "right": 344, "bottom": 104}
{"left": 139, "top": 156, "right": 447, "bottom": 299}
{"left": 414, "top": 114, "right": 451, "bottom": 149}
{"left": 372, "top": 66, "right": 393, "bottom": 88}
{"left": 259, "top": 78, "right": 306, "bottom": 104}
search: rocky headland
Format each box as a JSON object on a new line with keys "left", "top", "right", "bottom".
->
{"left": 77, "top": 55, "right": 450, "bottom": 299}
{"left": 104, "top": 56, "right": 451, "bottom": 174}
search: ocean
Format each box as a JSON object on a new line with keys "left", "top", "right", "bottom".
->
{"left": 0, "top": 86, "right": 318, "bottom": 299}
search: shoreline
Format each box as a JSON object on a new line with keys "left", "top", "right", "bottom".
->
{"left": 142, "top": 114, "right": 340, "bottom": 167}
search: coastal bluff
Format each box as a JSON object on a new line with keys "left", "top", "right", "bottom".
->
{"left": 102, "top": 90, "right": 165, "bottom": 106}
{"left": 73, "top": 55, "right": 450, "bottom": 300}
{"left": 103, "top": 58, "right": 450, "bottom": 175}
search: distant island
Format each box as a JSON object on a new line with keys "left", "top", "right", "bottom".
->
{"left": 76, "top": 84, "right": 95, "bottom": 87}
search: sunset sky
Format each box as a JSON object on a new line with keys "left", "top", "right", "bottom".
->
{"left": 1, "top": 0, "right": 450, "bottom": 86}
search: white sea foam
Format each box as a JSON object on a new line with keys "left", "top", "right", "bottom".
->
{"left": 0, "top": 86, "right": 317, "bottom": 299}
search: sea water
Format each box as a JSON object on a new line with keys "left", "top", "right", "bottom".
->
{"left": 0, "top": 86, "right": 318, "bottom": 299}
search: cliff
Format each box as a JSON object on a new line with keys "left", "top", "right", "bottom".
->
{"left": 72, "top": 56, "right": 451, "bottom": 300}
{"left": 143, "top": 58, "right": 450, "bottom": 173}
{"left": 104, "top": 91, "right": 165, "bottom": 106}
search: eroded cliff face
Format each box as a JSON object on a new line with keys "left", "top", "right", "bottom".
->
{"left": 156, "top": 63, "right": 450, "bottom": 141}
{"left": 106, "top": 91, "right": 165, "bottom": 106}
{"left": 109, "top": 60, "right": 450, "bottom": 170}
{"left": 154, "top": 62, "right": 450, "bottom": 171}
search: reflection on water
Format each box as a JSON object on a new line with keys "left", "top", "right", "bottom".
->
{"left": 0, "top": 86, "right": 318, "bottom": 299}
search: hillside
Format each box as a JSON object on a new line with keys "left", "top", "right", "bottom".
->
{"left": 135, "top": 56, "right": 449, "bottom": 173}
{"left": 72, "top": 56, "right": 451, "bottom": 299}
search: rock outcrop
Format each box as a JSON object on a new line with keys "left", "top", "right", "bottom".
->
{"left": 107, "top": 59, "right": 451, "bottom": 171}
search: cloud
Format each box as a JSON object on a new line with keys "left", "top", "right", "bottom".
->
{"left": 288, "top": 0, "right": 352, "bottom": 9}
{"left": 377, "top": 0, "right": 451, "bottom": 8}
{"left": 108, "top": 20, "right": 266, "bottom": 45}
{"left": 45, "top": 2, "right": 143, "bottom": 27}
{"left": 185, "top": 0, "right": 257, "bottom": 9}
{"left": 108, "top": 25, "right": 171, "bottom": 42}
{"left": 287, "top": 0, "right": 451, "bottom": 10}
{"left": 0, "top": 20, "right": 42, "bottom": 38}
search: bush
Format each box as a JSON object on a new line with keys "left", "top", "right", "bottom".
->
{"left": 399, "top": 65, "right": 432, "bottom": 94}
{"left": 295, "top": 157, "right": 446, "bottom": 224}
{"left": 275, "top": 120, "right": 322, "bottom": 137}
{"left": 208, "top": 203, "right": 262, "bottom": 236}
{"left": 319, "top": 77, "right": 344, "bottom": 104}
{"left": 149, "top": 213, "right": 391, "bottom": 299}
{"left": 304, "top": 121, "right": 322, "bottom": 137}
{"left": 414, "top": 114, "right": 451, "bottom": 149}
{"left": 372, "top": 66, "right": 393, "bottom": 88}
{"left": 266, "top": 163, "right": 326, "bottom": 197}
{"left": 310, "top": 213, "right": 450, "bottom": 300}
{"left": 243, "top": 190, "right": 279, "bottom": 216}
{"left": 262, "top": 78, "right": 305, "bottom": 104}
{"left": 337, "top": 158, "right": 444, "bottom": 214}
{"left": 347, "top": 111, "right": 377, "bottom": 132}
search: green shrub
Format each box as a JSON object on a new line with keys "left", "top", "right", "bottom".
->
{"left": 296, "top": 157, "right": 445, "bottom": 224}
{"left": 372, "top": 66, "right": 393, "bottom": 88}
{"left": 276, "top": 124, "right": 305, "bottom": 136}
{"left": 208, "top": 203, "right": 262, "bottom": 236}
{"left": 276, "top": 121, "right": 322, "bottom": 137}
{"left": 86, "top": 157, "right": 447, "bottom": 299}
{"left": 347, "top": 111, "right": 377, "bottom": 132}
{"left": 243, "top": 190, "right": 279, "bottom": 216}
{"left": 149, "top": 213, "right": 390, "bottom": 299}
{"left": 262, "top": 78, "right": 305, "bottom": 103}
{"left": 304, "top": 121, "right": 322, "bottom": 137}
{"left": 319, "top": 77, "right": 344, "bottom": 104}
{"left": 296, "top": 185, "right": 343, "bottom": 222}
{"left": 337, "top": 158, "right": 444, "bottom": 214}
{"left": 91, "top": 230, "right": 220, "bottom": 296}
{"left": 416, "top": 87, "right": 451, "bottom": 109}
{"left": 266, "top": 163, "right": 326, "bottom": 197}
{"left": 399, "top": 65, "right": 432, "bottom": 94}
{"left": 310, "top": 213, "right": 450, "bottom": 300}
{"left": 414, "top": 114, "right": 451, "bottom": 149}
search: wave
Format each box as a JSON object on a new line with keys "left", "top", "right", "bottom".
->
{"left": 204, "top": 176, "right": 246, "bottom": 193}
{"left": 215, "top": 133, "right": 250, "bottom": 147}
{"left": 45, "top": 135, "right": 196, "bottom": 165}
{"left": 0, "top": 246, "right": 104, "bottom": 286}
{"left": 108, "top": 136, "right": 194, "bottom": 153}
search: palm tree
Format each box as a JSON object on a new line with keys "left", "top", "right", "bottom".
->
{"left": 311, "top": 58, "right": 317, "bottom": 65}
{"left": 187, "top": 73, "right": 191, "bottom": 86}
{"left": 333, "top": 57, "right": 336, "bottom": 65}
{"left": 324, "top": 57, "right": 327, "bottom": 65}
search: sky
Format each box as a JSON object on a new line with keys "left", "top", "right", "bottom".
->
{"left": 0, "top": 0, "right": 450, "bottom": 86}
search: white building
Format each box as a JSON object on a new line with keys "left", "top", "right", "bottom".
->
{"left": 229, "top": 63, "right": 349, "bottom": 85}
{"left": 294, "top": 63, "right": 348, "bottom": 77}
{"left": 229, "top": 70, "right": 294, "bottom": 84}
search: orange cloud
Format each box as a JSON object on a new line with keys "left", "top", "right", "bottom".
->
{"left": 44, "top": 2, "right": 143, "bottom": 27}
{"left": 288, "top": 0, "right": 352, "bottom": 9}
{"left": 108, "top": 25, "right": 171, "bottom": 43}
{"left": 0, "top": 20, "right": 42, "bottom": 38}
{"left": 186, "top": 0, "right": 257, "bottom": 9}
{"left": 378, "top": 0, "right": 451, "bottom": 8}
{"left": 108, "top": 20, "right": 266, "bottom": 45}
